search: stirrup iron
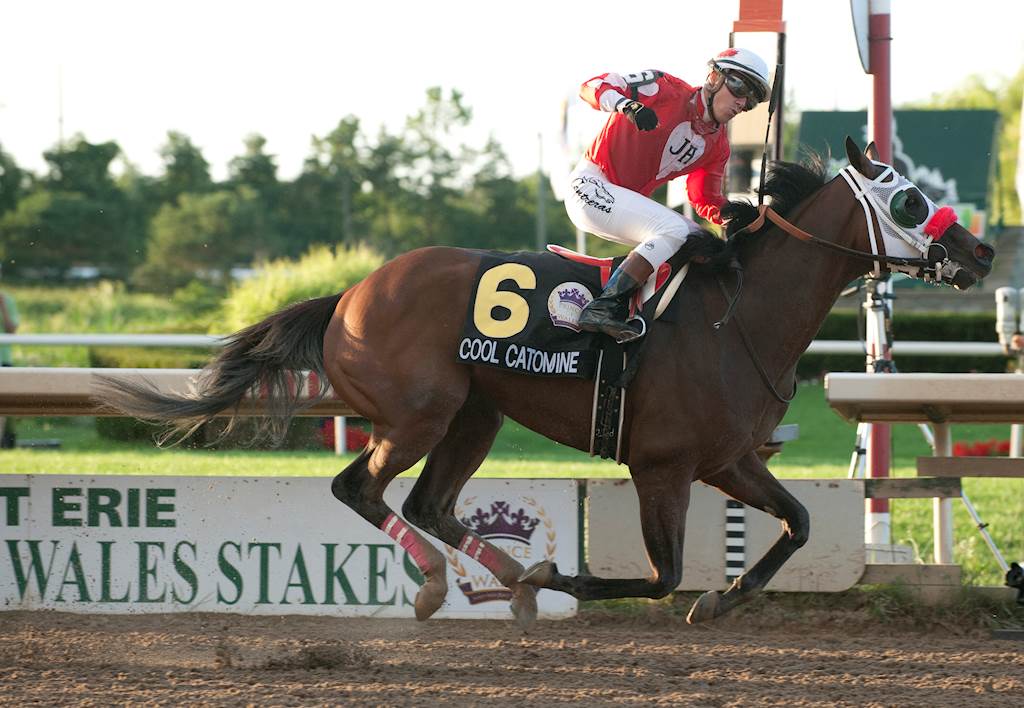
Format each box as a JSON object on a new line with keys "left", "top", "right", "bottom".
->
{"left": 615, "top": 315, "right": 647, "bottom": 344}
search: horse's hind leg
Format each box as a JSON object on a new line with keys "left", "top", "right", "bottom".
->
{"left": 331, "top": 426, "right": 453, "bottom": 621}
{"left": 401, "top": 390, "right": 539, "bottom": 630}
{"left": 521, "top": 466, "right": 692, "bottom": 601}
{"left": 686, "top": 450, "right": 810, "bottom": 624}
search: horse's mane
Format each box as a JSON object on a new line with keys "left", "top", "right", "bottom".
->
{"left": 680, "top": 156, "right": 830, "bottom": 271}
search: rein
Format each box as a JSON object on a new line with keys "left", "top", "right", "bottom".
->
{"left": 737, "top": 203, "right": 933, "bottom": 269}
{"left": 713, "top": 62, "right": 937, "bottom": 405}
{"left": 712, "top": 190, "right": 925, "bottom": 406}
{"left": 713, "top": 201, "right": 917, "bottom": 406}
{"left": 714, "top": 274, "right": 797, "bottom": 404}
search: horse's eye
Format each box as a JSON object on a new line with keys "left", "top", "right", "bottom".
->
{"left": 890, "top": 189, "right": 926, "bottom": 228}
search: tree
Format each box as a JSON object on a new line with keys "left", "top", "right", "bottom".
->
{"left": 0, "top": 143, "right": 26, "bottom": 216}
{"left": 0, "top": 189, "right": 140, "bottom": 279}
{"left": 315, "top": 117, "right": 364, "bottom": 244}
{"left": 133, "top": 188, "right": 272, "bottom": 292}
{"left": 157, "top": 131, "right": 212, "bottom": 204}
{"left": 43, "top": 135, "right": 120, "bottom": 198}
{"left": 278, "top": 117, "right": 367, "bottom": 257}
{"left": 228, "top": 134, "right": 280, "bottom": 204}
{"left": 361, "top": 88, "right": 513, "bottom": 255}
{"left": 0, "top": 136, "right": 142, "bottom": 278}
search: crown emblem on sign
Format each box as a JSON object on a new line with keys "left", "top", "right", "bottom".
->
{"left": 461, "top": 501, "right": 540, "bottom": 542}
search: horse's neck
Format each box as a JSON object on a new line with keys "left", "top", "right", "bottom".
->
{"left": 731, "top": 184, "right": 866, "bottom": 377}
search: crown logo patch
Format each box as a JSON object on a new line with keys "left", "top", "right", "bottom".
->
{"left": 547, "top": 281, "right": 594, "bottom": 331}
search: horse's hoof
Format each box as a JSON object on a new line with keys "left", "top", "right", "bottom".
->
{"left": 414, "top": 576, "right": 448, "bottom": 621}
{"left": 518, "top": 561, "right": 555, "bottom": 588}
{"left": 686, "top": 590, "right": 721, "bottom": 624}
{"left": 510, "top": 583, "right": 538, "bottom": 632}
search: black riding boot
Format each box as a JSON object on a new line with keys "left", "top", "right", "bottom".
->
{"left": 578, "top": 252, "right": 654, "bottom": 343}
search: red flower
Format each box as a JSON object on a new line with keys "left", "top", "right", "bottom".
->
{"left": 969, "top": 441, "right": 993, "bottom": 457}
{"left": 319, "top": 419, "right": 370, "bottom": 451}
{"left": 346, "top": 427, "right": 370, "bottom": 450}
{"left": 956, "top": 438, "right": 1013, "bottom": 457}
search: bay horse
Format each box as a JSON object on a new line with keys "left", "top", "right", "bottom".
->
{"left": 96, "top": 138, "right": 993, "bottom": 628}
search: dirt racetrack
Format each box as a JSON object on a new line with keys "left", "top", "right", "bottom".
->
{"left": 2, "top": 599, "right": 1023, "bottom": 707}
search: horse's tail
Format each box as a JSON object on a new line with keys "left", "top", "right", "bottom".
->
{"left": 94, "top": 292, "right": 344, "bottom": 446}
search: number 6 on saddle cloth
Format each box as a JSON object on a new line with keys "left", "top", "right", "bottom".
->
{"left": 456, "top": 247, "right": 689, "bottom": 462}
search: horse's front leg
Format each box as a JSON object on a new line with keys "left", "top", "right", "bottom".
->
{"left": 686, "top": 450, "right": 809, "bottom": 623}
{"left": 521, "top": 467, "right": 692, "bottom": 601}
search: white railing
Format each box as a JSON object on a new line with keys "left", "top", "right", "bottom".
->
{"left": 0, "top": 334, "right": 221, "bottom": 347}
{"left": 0, "top": 334, "right": 1008, "bottom": 357}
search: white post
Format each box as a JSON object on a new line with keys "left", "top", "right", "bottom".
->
{"left": 996, "top": 287, "right": 1023, "bottom": 456}
{"left": 848, "top": 422, "right": 868, "bottom": 479}
{"left": 536, "top": 133, "right": 546, "bottom": 251}
{"left": 863, "top": 278, "right": 892, "bottom": 547}
{"left": 333, "top": 416, "right": 347, "bottom": 455}
{"left": 932, "top": 422, "right": 954, "bottom": 564}
{"left": 1013, "top": 360, "right": 1024, "bottom": 458}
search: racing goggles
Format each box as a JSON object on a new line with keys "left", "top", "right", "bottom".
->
{"left": 719, "top": 70, "right": 767, "bottom": 111}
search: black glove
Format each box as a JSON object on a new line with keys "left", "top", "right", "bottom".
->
{"left": 619, "top": 100, "right": 658, "bottom": 131}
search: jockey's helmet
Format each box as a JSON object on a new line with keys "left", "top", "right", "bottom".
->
{"left": 706, "top": 48, "right": 771, "bottom": 107}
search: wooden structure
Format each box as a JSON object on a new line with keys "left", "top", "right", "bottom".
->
{"left": 0, "top": 367, "right": 355, "bottom": 417}
{"left": 826, "top": 373, "right": 1024, "bottom": 565}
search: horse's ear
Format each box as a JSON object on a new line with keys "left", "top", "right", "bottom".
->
{"left": 844, "top": 135, "right": 875, "bottom": 176}
{"left": 864, "top": 141, "right": 880, "bottom": 161}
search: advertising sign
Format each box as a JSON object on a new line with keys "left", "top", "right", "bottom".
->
{"left": 0, "top": 476, "right": 579, "bottom": 619}
{"left": 798, "top": 110, "right": 999, "bottom": 237}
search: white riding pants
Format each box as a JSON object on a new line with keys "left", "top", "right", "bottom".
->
{"left": 564, "top": 159, "right": 700, "bottom": 269}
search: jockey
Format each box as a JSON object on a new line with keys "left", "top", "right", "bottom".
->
{"left": 568, "top": 48, "right": 771, "bottom": 342}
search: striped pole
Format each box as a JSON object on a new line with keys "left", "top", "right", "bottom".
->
{"left": 726, "top": 500, "right": 746, "bottom": 583}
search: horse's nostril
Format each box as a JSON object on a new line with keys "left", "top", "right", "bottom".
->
{"left": 975, "top": 244, "right": 995, "bottom": 263}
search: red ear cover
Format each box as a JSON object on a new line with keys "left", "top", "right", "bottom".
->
{"left": 924, "top": 206, "right": 957, "bottom": 240}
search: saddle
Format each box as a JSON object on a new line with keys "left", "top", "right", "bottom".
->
{"left": 456, "top": 247, "right": 693, "bottom": 462}
{"left": 545, "top": 245, "right": 689, "bottom": 321}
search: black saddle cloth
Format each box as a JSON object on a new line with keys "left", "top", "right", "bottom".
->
{"left": 456, "top": 249, "right": 686, "bottom": 379}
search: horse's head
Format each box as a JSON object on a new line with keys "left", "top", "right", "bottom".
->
{"left": 842, "top": 136, "right": 994, "bottom": 290}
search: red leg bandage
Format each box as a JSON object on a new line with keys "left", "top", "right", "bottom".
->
{"left": 381, "top": 513, "right": 434, "bottom": 572}
{"left": 458, "top": 533, "right": 505, "bottom": 576}
{"left": 924, "top": 206, "right": 957, "bottom": 240}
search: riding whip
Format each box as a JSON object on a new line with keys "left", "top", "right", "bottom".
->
{"left": 757, "top": 62, "right": 784, "bottom": 207}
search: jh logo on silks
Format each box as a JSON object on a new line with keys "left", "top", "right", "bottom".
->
{"left": 657, "top": 122, "right": 706, "bottom": 180}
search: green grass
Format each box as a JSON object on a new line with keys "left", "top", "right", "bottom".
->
{"left": 2, "top": 416, "right": 626, "bottom": 478}
{"left": 4, "top": 382, "right": 1023, "bottom": 586}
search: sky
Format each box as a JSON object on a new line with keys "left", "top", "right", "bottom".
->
{"left": 1, "top": 0, "right": 1022, "bottom": 183}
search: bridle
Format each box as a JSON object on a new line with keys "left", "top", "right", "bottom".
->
{"left": 707, "top": 63, "right": 964, "bottom": 403}
{"left": 735, "top": 168, "right": 958, "bottom": 279}
{"left": 716, "top": 164, "right": 961, "bottom": 404}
